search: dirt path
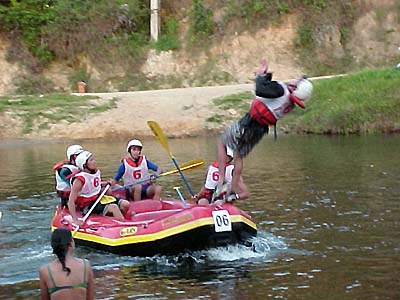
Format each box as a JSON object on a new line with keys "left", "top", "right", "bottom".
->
{"left": 27, "top": 84, "right": 254, "bottom": 140}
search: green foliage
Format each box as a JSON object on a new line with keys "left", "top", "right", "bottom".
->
{"left": 14, "top": 74, "right": 56, "bottom": 95}
{"left": 128, "top": 32, "right": 148, "bottom": 55}
{"left": 0, "top": 0, "right": 150, "bottom": 66}
{"left": 300, "top": 0, "right": 327, "bottom": 10}
{"left": 297, "top": 24, "right": 315, "bottom": 49}
{"left": 0, "top": 93, "right": 114, "bottom": 133}
{"left": 213, "top": 92, "right": 252, "bottom": 113}
{"left": 206, "top": 114, "right": 224, "bottom": 124}
{"left": 154, "top": 17, "right": 180, "bottom": 52}
{"left": 206, "top": 69, "right": 400, "bottom": 134}
{"left": 0, "top": 0, "right": 55, "bottom": 65}
{"left": 207, "top": 92, "right": 252, "bottom": 124}
{"left": 88, "top": 98, "right": 117, "bottom": 113}
{"left": 283, "top": 69, "right": 400, "bottom": 134}
{"left": 189, "top": 0, "right": 214, "bottom": 42}
{"left": 277, "top": 2, "right": 290, "bottom": 14}
{"left": 43, "top": 0, "right": 149, "bottom": 61}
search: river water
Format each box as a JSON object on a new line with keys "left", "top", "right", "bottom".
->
{"left": 0, "top": 134, "right": 399, "bottom": 300}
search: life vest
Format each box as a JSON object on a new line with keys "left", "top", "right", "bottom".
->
{"left": 55, "top": 163, "right": 79, "bottom": 193}
{"left": 53, "top": 159, "right": 68, "bottom": 171}
{"left": 122, "top": 155, "right": 150, "bottom": 186}
{"left": 204, "top": 161, "right": 234, "bottom": 190}
{"left": 73, "top": 170, "right": 102, "bottom": 210}
{"left": 249, "top": 99, "right": 278, "bottom": 126}
{"left": 249, "top": 81, "right": 296, "bottom": 125}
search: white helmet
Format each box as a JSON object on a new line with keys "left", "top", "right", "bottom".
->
{"left": 126, "top": 139, "right": 143, "bottom": 152}
{"left": 226, "top": 146, "right": 234, "bottom": 157}
{"left": 66, "top": 144, "right": 84, "bottom": 159}
{"left": 75, "top": 151, "right": 93, "bottom": 170}
{"left": 293, "top": 78, "right": 313, "bottom": 100}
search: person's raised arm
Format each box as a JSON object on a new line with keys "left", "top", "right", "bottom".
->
{"left": 255, "top": 76, "right": 284, "bottom": 98}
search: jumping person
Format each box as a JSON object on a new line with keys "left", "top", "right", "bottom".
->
{"left": 68, "top": 151, "right": 130, "bottom": 226}
{"left": 194, "top": 146, "right": 249, "bottom": 205}
{"left": 54, "top": 145, "right": 85, "bottom": 207}
{"left": 216, "top": 58, "right": 313, "bottom": 197}
{"left": 111, "top": 139, "right": 164, "bottom": 201}
{"left": 39, "top": 228, "right": 94, "bottom": 300}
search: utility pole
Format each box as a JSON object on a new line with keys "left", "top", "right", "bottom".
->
{"left": 150, "top": 0, "right": 160, "bottom": 41}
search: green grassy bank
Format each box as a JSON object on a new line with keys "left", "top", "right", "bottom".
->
{"left": 0, "top": 94, "right": 115, "bottom": 134}
{"left": 1, "top": 68, "right": 399, "bottom": 135}
{"left": 284, "top": 68, "right": 400, "bottom": 134}
{"left": 212, "top": 68, "right": 400, "bottom": 135}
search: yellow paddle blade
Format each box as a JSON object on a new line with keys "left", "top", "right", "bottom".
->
{"left": 100, "top": 195, "right": 118, "bottom": 205}
{"left": 161, "top": 159, "right": 204, "bottom": 176}
{"left": 147, "top": 120, "right": 172, "bottom": 156}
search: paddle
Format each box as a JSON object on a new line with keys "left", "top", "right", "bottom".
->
{"left": 147, "top": 120, "right": 195, "bottom": 197}
{"left": 111, "top": 158, "right": 204, "bottom": 192}
{"left": 173, "top": 186, "right": 189, "bottom": 208}
{"left": 73, "top": 183, "right": 111, "bottom": 236}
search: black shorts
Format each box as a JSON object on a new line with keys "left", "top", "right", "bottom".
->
{"left": 220, "top": 113, "right": 269, "bottom": 158}
{"left": 82, "top": 197, "right": 121, "bottom": 216}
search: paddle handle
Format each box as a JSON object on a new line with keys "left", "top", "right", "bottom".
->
{"left": 174, "top": 186, "right": 188, "bottom": 208}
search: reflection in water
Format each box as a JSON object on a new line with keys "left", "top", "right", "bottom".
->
{"left": 0, "top": 135, "right": 399, "bottom": 299}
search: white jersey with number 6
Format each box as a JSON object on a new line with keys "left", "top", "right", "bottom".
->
{"left": 122, "top": 155, "right": 150, "bottom": 185}
{"left": 204, "top": 161, "right": 234, "bottom": 190}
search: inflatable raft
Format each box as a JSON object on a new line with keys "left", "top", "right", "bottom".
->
{"left": 51, "top": 199, "right": 257, "bottom": 256}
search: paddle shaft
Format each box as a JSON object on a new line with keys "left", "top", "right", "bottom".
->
{"left": 170, "top": 156, "right": 195, "bottom": 196}
{"left": 174, "top": 186, "right": 188, "bottom": 208}
{"left": 73, "top": 183, "right": 111, "bottom": 235}
{"left": 147, "top": 121, "right": 195, "bottom": 197}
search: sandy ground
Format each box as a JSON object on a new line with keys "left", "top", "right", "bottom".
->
{"left": 25, "top": 83, "right": 255, "bottom": 140}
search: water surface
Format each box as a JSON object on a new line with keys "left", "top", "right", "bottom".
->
{"left": 0, "top": 135, "right": 399, "bottom": 299}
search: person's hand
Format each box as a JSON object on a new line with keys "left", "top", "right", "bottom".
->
{"left": 150, "top": 174, "right": 157, "bottom": 183}
{"left": 255, "top": 58, "right": 268, "bottom": 76}
{"left": 226, "top": 192, "right": 239, "bottom": 203}
{"left": 212, "top": 182, "right": 229, "bottom": 202}
{"left": 213, "top": 199, "right": 225, "bottom": 206}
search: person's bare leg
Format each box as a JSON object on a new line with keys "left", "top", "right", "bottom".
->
{"left": 119, "top": 200, "right": 130, "bottom": 214}
{"left": 132, "top": 185, "right": 142, "bottom": 201}
{"left": 146, "top": 185, "right": 162, "bottom": 200}
{"left": 197, "top": 198, "right": 209, "bottom": 206}
{"left": 107, "top": 204, "right": 124, "bottom": 220}
{"left": 231, "top": 153, "right": 243, "bottom": 194}
{"left": 152, "top": 185, "right": 162, "bottom": 200}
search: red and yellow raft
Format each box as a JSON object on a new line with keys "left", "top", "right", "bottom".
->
{"left": 51, "top": 199, "right": 257, "bottom": 256}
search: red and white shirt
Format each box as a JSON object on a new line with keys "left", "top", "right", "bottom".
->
{"left": 122, "top": 156, "right": 150, "bottom": 186}
{"left": 204, "top": 161, "right": 234, "bottom": 190}
{"left": 73, "top": 169, "right": 102, "bottom": 209}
